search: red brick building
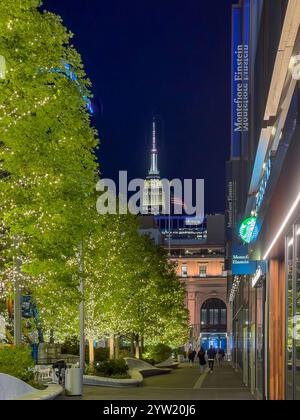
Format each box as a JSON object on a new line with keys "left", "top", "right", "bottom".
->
{"left": 163, "top": 215, "right": 231, "bottom": 352}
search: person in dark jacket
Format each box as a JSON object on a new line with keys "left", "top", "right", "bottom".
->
{"left": 217, "top": 348, "right": 225, "bottom": 366}
{"left": 188, "top": 349, "right": 197, "bottom": 365}
{"left": 197, "top": 347, "right": 207, "bottom": 374}
{"left": 207, "top": 346, "right": 217, "bottom": 373}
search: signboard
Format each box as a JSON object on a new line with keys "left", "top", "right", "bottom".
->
{"left": 232, "top": 245, "right": 257, "bottom": 275}
{"left": 239, "top": 216, "right": 259, "bottom": 244}
{"left": 231, "top": 4, "right": 250, "bottom": 159}
{"left": 232, "top": 245, "right": 267, "bottom": 277}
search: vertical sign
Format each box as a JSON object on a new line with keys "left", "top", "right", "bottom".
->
{"left": 231, "top": 4, "right": 250, "bottom": 159}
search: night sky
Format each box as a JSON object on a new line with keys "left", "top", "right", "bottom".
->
{"left": 42, "top": 0, "right": 234, "bottom": 213}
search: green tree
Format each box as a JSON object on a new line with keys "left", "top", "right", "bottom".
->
{"left": 0, "top": 0, "right": 99, "bottom": 342}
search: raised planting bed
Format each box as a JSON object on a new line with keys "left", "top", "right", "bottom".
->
{"left": 83, "top": 370, "right": 143, "bottom": 388}
{"left": 0, "top": 373, "right": 63, "bottom": 400}
{"left": 125, "top": 358, "right": 172, "bottom": 377}
{"left": 156, "top": 357, "right": 180, "bottom": 369}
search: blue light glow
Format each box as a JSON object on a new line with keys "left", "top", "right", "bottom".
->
{"left": 44, "top": 62, "right": 94, "bottom": 114}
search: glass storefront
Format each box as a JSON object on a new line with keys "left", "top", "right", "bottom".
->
{"left": 285, "top": 220, "right": 300, "bottom": 400}
{"left": 256, "top": 284, "right": 264, "bottom": 400}
{"left": 231, "top": 276, "right": 265, "bottom": 399}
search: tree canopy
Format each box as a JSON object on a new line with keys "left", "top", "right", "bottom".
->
{"left": 0, "top": 0, "right": 189, "bottom": 351}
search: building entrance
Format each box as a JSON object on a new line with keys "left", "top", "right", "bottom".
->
{"left": 200, "top": 333, "right": 227, "bottom": 351}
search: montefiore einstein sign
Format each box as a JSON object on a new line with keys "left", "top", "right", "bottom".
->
{"left": 233, "top": 44, "right": 249, "bottom": 133}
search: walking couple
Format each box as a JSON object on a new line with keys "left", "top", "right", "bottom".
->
{"left": 197, "top": 346, "right": 217, "bottom": 374}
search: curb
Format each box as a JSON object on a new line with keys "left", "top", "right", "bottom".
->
{"left": 14, "top": 384, "right": 64, "bottom": 400}
{"left": 83, "top": 369, "right": 143, "bottom": 388}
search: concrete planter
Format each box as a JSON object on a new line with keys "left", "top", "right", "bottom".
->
{"left": 125, "top": 358, "right": 172, "bottom": 377}
{"left": 16, "top": 384, "right": 63, "bottom": 400}
{"left": 0, "top": 373, "right": 63, "bottom": 401}
{"left": 83, "top": 370, "right": 143, "bottom": 388}
{"left": 83, "top": 358, "right": 172, "bottom": 388}
{"left": 156, "top": 357, "right": 180, "bottom": 369}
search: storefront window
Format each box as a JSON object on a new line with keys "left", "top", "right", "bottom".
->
{"left": 256, "top": 284, "right": 264, "bottom": 400}
{"left": 286, "top": 231, "right": 294, "bottom": 400}
{"left": 296, "top": 223, "right": 300, "bottom": 400}
{"left": 285, "top": 222, "right": 300, "bottom": 400}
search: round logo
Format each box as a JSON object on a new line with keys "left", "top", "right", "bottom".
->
{"left": 239, "top": 216, "right": 258, "bottom": 244}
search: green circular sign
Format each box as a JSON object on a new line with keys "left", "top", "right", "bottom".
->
{"left": 239, "top": 216, "right": 258, "bottom": 244}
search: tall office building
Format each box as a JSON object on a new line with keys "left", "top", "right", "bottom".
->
{"left": 142, "top": 118, "right": 165, "bottom": 215}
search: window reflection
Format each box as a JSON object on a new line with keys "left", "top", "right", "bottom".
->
{"left": 296, "top": 224, "right": 300, "bottom": 400}
{"left": 287, "top": 231, "right": 294, "bottom": 400}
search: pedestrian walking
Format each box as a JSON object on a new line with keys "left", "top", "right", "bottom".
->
{"left": 218, "top": 348, "right": 225, "bottom": 366}
{"left": 188, "top": 348, "right": 196, "bottom": 365}
{"left": 207, "top": 346, "right": 216, "bottom": 373}
{"left": 197, "top": 347, "right": 207, "bottom": 374}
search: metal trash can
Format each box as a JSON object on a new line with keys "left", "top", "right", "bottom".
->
{"left": 65, "top": 366, "right": 83, "bottom": 396}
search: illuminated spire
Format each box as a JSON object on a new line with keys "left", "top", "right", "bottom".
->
{"left": 148, "top": 117, "right": 159, "bottom": 177}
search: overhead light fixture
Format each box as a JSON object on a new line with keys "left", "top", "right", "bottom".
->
{"left": 263, "top": 189, "right": 300, "bottom": 259}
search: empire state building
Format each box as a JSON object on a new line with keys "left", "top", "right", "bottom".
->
{"left": 142, "top": 118, "right": 165, "bottom": 215}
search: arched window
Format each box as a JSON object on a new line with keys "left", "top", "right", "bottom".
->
{"left": 201, "top": 298, "right": 227, "bottom": 332}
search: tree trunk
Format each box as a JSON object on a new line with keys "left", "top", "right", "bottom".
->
{"left": 141, "top": 336, "right": 144, "bottom": 356}
{"left": 115, "top": 336, "right": 119, "bottom": 359}
{"left": 13, "top": 247, "right": 22, "bottom": 347}
{"left": 130, "top": 334, "right": 135, "bottom": 357}
{"left": 89, "top": 339, "right": 94, "bottom": 365}
{"left": 109, "top": 335, "right": 115, "bottom": 360}
{"left": 135, "top": 334, "right": 141, "bottom": 359}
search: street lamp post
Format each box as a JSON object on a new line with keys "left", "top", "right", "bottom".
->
{"left": 79, "top": 241, "right": 85, "bottom": 376}
{"left": 13, "top": 239, "right": 22, "bottom": 347}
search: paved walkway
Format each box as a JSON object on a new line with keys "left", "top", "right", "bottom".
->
{"left": 58, "top": 362, "right": 254, "bottom": 400}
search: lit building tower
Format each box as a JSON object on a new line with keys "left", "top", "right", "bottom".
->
{"left": 142, "top": 118, "right": 165, "bottom": 215}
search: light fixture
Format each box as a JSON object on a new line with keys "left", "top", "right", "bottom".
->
{"left": 263, "top": 189, "right": 300, "bottom": 259}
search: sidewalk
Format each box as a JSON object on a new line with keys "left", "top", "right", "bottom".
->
{"left": 57, "top": 362, "right": 254, "bottom": 400}
{"left": 194, "top": 362, "right": 255, "bottom": 400}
